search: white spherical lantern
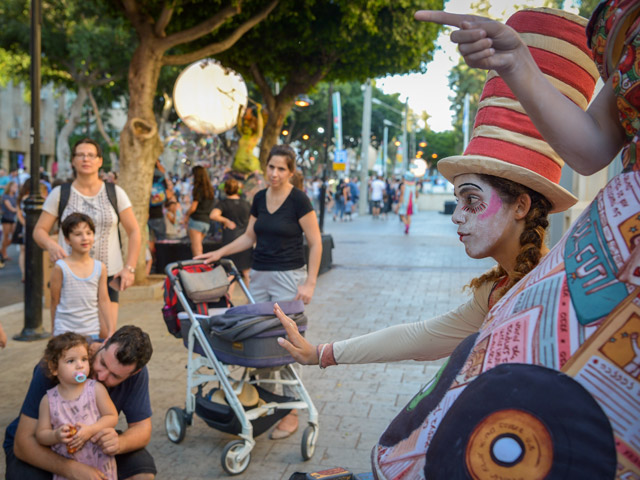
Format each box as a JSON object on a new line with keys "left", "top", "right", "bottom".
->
{"left": 173, "top": 59, "right": 248, "bottom": 135}
{"left": 410, "top": 158, "right": 428, "bottom": 178}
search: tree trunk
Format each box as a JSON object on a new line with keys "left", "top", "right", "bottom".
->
{"left": 88, "top": 90, "right": 120, "bottom": 171}
{"left": 118, "top": 40, "right": 164, "bottom": 283}
{"left": 56, "top": 86, "right": 88, "bottom": 180}
{"left": 259, "top": 98, "right": 297, "bottom": 170}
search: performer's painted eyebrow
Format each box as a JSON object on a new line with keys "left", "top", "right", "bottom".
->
{"left": 456, "top": 182, "right": 484, "bottom": 196}
{"left": 458, "top": 182, "right": 483, "bottom": 190}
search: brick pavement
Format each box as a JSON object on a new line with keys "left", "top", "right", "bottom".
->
{"left": 0, "top": 209, "right": 493, "bottom": 479}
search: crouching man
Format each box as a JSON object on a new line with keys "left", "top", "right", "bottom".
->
{"left": 4, "top": 326, "right": 156, "bottom": 480}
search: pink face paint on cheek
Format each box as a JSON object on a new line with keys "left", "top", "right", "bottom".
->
{"left": 478, "top": 190, "right": 502, "bottom": 220}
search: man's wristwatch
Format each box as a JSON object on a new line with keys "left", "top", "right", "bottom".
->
{"left": 125, "top": 265, "right": 135, "bottom": 274}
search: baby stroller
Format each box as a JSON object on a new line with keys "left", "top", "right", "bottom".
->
{"left": 162, "top": 259, "right": 319, "bottom": 475}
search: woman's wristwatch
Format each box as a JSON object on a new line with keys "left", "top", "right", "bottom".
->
{"left": 125, "top": 265, "right": 135, "bottom": 274}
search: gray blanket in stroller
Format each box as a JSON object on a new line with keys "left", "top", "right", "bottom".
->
{"left": 207, "top": 300, "right": 306, "bottom": 342}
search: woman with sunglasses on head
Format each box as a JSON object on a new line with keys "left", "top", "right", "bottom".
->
{"left": 34, "top": 138, "right": 141, "bottom": 322}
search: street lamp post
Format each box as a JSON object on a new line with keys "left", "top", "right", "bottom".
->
{"left": 318, "top": 84, "right": 333, "bottom": 233}
{"left": 382, "top": 122, "right": 389, "bottom": 176}
{"left": 16, "top": 0, "right": 48, "bottom": 342}
{"left": 358, "top": 80, "right": 372, "bottom": 215}
{"left": 372, "top": 97, "right": 408, "bottom": 174}
{"left": 359, "top": 89, "right": 408, "bottom": 214}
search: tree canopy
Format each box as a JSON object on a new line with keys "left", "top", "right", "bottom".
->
{"left": 215, "top": 0, "right": 444, "bottom": 168}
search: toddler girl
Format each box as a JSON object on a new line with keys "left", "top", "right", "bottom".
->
{"left": 35, "top": 332, "right": 117, "bottom": 480}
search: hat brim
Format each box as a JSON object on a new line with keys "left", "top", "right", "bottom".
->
{"left": 438, "top": 155, "right": 577, "bottom": 214}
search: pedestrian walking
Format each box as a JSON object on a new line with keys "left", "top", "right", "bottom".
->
{"left": 398, "top": 172, "right": 418, "bottom": 234}
{"left": 1, "top": 181, "right": 18, "bottom": 261}
{"left": 370, "top": 175, "right": 385, "bottom": 219}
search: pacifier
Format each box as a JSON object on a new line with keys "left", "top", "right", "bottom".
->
{"left": 74, "top": 372, "right": 87, "bottom": 383}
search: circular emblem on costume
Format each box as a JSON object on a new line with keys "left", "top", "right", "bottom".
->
{"left": 465, "top": 408, "right": 552, "bottom": 479}
{"left": 424, "top": 364, "right": 616, "bottom": 479}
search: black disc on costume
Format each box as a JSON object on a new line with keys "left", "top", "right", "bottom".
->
{"left": 379, "top": 332, "right": 478, "bottom": 446}
{"left": 424, "top": 363, "right": 616, "bottom": 480}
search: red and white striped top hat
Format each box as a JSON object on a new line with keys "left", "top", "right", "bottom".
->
{"left": 438, "top": 8, "right": 600, "bottom": 213}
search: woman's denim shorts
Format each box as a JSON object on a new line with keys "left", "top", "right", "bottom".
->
{"left": 188, "top": 218, "right": 210, "bottom": 234}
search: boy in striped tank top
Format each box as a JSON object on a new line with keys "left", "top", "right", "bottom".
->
{"left": 50, "top": 213, "right": 115, "bottom": 340}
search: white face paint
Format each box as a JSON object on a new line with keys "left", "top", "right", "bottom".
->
{"left": 452, "top": 174, "right": 517, "bottom": 260}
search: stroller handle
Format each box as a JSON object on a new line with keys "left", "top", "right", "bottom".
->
{"left": 164, "top": 258, "right": 239, "bottom": 283}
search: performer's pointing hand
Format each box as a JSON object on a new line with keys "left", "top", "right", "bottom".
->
{"left": 414, "top": 10, "right": 529, "bottom": 75}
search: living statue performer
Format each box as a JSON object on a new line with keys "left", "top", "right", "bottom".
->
{"left": 232, "top": 102, "right": 264, "bottom": 175}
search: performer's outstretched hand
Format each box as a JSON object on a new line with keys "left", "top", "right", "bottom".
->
{"left": 274, "top": 303, "right": 319, "bottom": 365}
{"left": 414, "top": 11, "right": 528, "bottom": 75}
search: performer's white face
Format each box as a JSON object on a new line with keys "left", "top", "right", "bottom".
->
{"left": 452, "top": 174, "right": 520, "bottom": 261}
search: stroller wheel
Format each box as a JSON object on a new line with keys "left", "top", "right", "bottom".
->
{"left": 165, "top": 407, "right": 187, "bottom": 444}
{"left": 301, "top": 424, "right": 318, "bottom": 460}
{"left": 221, "top": 440, "right": 251, "bottom": 475}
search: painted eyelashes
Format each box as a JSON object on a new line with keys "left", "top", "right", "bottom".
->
{"left": 461, "top": 202, "right": 488, "bottom": 214}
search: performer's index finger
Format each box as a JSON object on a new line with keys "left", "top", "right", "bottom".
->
{"left": 414, "top": 10, "right": 480, "bottom": 28}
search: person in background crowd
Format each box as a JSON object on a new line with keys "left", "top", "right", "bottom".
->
{"left": 349, "top": 177, "right": 360, "bottom": 212}
{"left": 184, "top": 165, "right": 215, "bottom": 257}
{"left": 40, "top": 173, "right": 52, "bottom": 194}
{"left": 398, "top": 171, "right": 419, "bottom": 234}
{"left": 332, "top": 179, "right": 348, "bottom": 221}
{"left": 370, "top": 175, "right": 386, "bottom": 219}
{"left": 311, "top": 176, "right": 322, "bottom": 213}
{"left": 1, "top": 181, "right": 19, "bottom": 261}
{"left": 383, "top": 177, "right": 394, "bottom": 220}
{"left": 164, "top": 198, "right": 186, "bottom": 240}
{"left": 0, "top": 169, "right": 11, "bottom": 196}
{"left": 148, "top": 160, "right": 173, "bottom": 250}
{"left": 290, "top": 169, "right": 304, "bottom": 191}
{"left": 209, "top": 178, "right": 252, "bottom": 290}
{"left": 343, "top": 178, "right": 353, "bottom": 221}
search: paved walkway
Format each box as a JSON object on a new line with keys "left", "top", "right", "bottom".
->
{"left": 0, "top": 249, "right": 23, "bottom": 308}
{"left": 0, "top": 210, "right": 493, "bottom": 479}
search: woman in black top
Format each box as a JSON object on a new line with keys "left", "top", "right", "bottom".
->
{"left": 198, "top": 145, "right": 322, "bottom": 439}
{"left": 198, "top": 145, "right": 322, "bottom": 304}
{"left": 209, "top": 178, "right": 252, "bottom": 286}
{"left": 184, "top": 165, "right": 215, "bottom": 256}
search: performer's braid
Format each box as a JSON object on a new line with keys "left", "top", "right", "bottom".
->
{"left": 466, "top": 175, "right": 552, "bottom": 300}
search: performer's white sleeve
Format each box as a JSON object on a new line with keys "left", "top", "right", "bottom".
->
{"left": 333, "top": 281, "right": 492, "bottom": 364}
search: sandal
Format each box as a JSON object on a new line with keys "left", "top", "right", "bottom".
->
{"left": 270, "top": 410, "right": 298, "bottom": 440}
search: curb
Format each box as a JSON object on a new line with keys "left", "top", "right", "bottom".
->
{"left": 0, "top": 279, "right": 165, "bottom": 315}
{"left": 0, "top": 302, "right": 24, "bottom": 315}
